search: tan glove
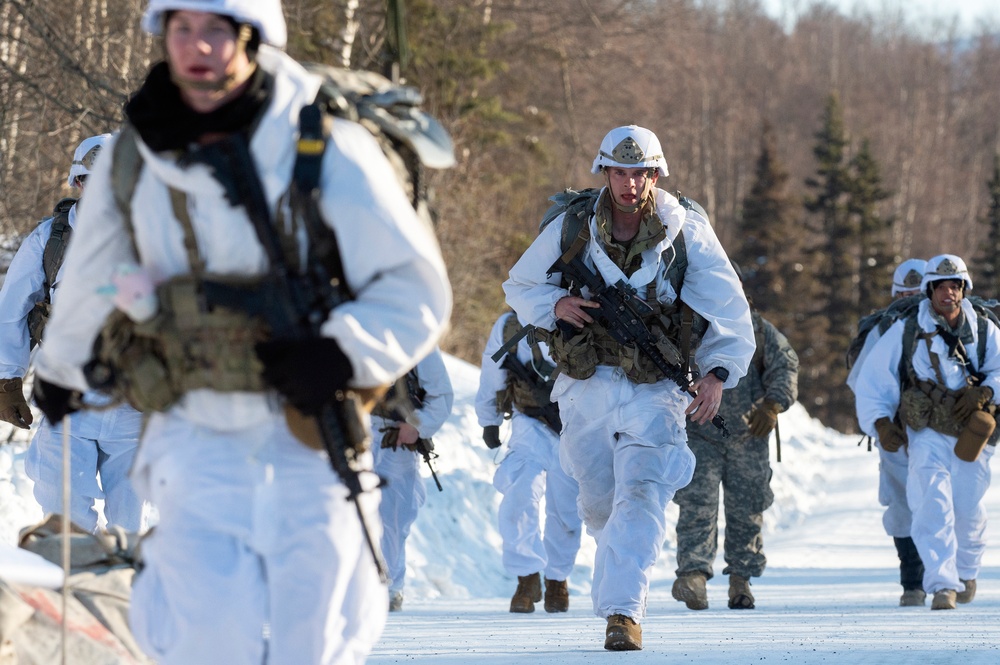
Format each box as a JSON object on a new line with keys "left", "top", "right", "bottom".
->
{"left": 874, "top": 417, "right": 907, "bottom": 453}
{"left": 953, "top": 385, "right": 994, "bottom": 423}
{"left": 747, "top": 399, "right": 781, "bottom": 437}
{"left": 0, "top": 377, "right": 33, "bottom": 430}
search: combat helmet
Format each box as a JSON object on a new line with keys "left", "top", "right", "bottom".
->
{"left": 591, "top": 125, "right": 668, "bottom": 177}
{"left": 141, "top": 0, "right": 287, "bottom": 48}
{"left": 67, "top": 134, "right": 112, "bottom": 188}
{"left": 921, "top": 254, "right": 972, "bottom": 295}
{"left": 891, "top": 258, "right": 927, "bottom": 297}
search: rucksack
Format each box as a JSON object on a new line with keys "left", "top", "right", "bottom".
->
{"left": 26, "top": 197, "right": 76, "bottom": 348}
{"left": 538, "top": 187, "right": 709, "bottom": 372}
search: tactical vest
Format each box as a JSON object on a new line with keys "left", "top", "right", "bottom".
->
{"left": 544, "top": 190, "right": 707, "bottom": 383}
{"left": 26, "top": 198, "right": 76, "bottom": 348}
{"left": 495, "top": 312, "right": 559, "bottom": 417}
{"left": 897, "top": 310, "right": 1000, "bottom": 445}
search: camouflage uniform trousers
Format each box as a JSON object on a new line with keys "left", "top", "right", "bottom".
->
{"left": 673, "top": 430, "right": 774, "bottom": 580}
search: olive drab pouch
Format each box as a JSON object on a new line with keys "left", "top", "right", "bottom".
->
{"left": 899, "top": 386, "right": 933, "bottom": 432}
{"left": 548, "top": 326, "right": 599, "bottom": 380}
{"left": 91, "top": 309, "right": 177, "bottom": 412}
{"left": 955, "top": 409, "right": 996, "bottom": 462}
{"left": 26, "top": 301, "right": 51, "bottom": 348}
{"left": 90, "top": 275, "right": 271, "bottom": 412}
{"left": 619, "top": 331, "right": 684, "bottom": 385}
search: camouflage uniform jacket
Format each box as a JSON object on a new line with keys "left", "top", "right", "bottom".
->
{"left": 687, "top": 311, "right": 799, "bottom": 443}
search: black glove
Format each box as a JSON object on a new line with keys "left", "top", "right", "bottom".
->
{"left": 874, "top": 416, "right": 907, "bottom": 453}
{"left": 32, "top": 379, "right": 80, "bottom": 425}
{"left": 483, "top": 425, "right": 502, "bottom": 449}
{"left": 256, "top": 337, "right": 353, "bottom": 415}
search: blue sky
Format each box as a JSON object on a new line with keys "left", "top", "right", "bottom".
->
{"left": 762, "top": 0, "right": 999, "bottom": 37}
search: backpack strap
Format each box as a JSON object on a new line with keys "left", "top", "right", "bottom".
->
{"left": 40, "top": 198, "right": 76, "bottom": 295}
{"left": 978, "top": 315, "right": 989, "bottom": 369}
{"left": 899, "top": 314, "right": 921, "bottom": 392}
{"left": 290, "top": 100, "right": 352, "bottom": 299}
{"left": 111, "top": 124, "right": 144, "bottom": 250}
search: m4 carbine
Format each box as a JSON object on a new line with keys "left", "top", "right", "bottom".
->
{"left": 548, "top": 245, "right": 730, "bottom": 436}
{"left": 189, "top": 110, "right": 388, "bottom": 581}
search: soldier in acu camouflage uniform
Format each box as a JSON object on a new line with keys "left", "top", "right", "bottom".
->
{"left": 672, "top": 266, "right": 798, "bottom": 611}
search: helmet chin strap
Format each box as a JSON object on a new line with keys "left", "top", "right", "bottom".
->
{"left": 170, "top": 23, "right": 256, "bottom": 94}
{"left": 604, "top": 170, "right": 654, "bottom": 214}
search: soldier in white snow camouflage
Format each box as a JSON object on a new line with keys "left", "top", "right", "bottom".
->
{"left": 672, "top": 302, "right": 798, "bottom": 611}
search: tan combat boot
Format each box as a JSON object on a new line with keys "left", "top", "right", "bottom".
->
{"left": 931, "top": 589, "right": 957, "bottom": 610}
{"left": 543, "top": 578, "right": 569, "bottom": 613}
{"left": 389, "top": 590, "right": 403, "bottom": 612}
{"left": 509, "top": 572, "right": 542, "bottom": 613}
{"left": 957, "top": 579, "right": 976, "bottom": 604}
{"left": 899, "top": 589, "right": 926, "bottom": 607}
{"left": 672, "top": 572, "right": 708, "bottom": 610}
{"left": 604, "top": 614, "right": 642, "bottom": 651}
{"left": 728, "top": 574, "right": 755, "bottom": 609}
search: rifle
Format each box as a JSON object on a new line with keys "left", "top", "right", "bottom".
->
{"left": 187, "top": 116, "right": 388, "bottom": 581}
{"left": 414, "top": 437, "right": 443, "bottom": 492}
{"left": 548, "top": 245, "right": 730, "bottom": 436}
{"left": 489, "top": 335, "right": 562, "bottom": 435}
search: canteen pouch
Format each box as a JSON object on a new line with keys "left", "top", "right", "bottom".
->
{"left": 954, "top": 410, "right": 995, "bottom": 462}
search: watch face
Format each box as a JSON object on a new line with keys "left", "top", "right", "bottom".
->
{"left": 710, "top": 367, "right": 729, "bottom": 382}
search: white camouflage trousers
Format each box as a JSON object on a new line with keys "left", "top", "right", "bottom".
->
{"left": 493, "top": 411, "right": 581, "bottom": 581}
{"left": 877, "top": 439, "right": 914, "bottom": 538}
{"left": 372, "top": 432, "right": 427, "bottom": 596}
{"left": 905, "top": 427, "right": 994, "bottom": 595}
{"left": 128, "top": 413, "right": 386, "bottom": 665}
{"left": 26, "top": 403, "right": 146, "bottom": 532}
{"left": 553, "top": 367, "right": 695, "bottom": 622}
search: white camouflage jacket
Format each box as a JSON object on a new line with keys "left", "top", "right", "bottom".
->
{"left": 502, "top": 187, "right": 753, "bottom": 389}
{"left": 0, "top": 207, "right": 76, "bottom": 379}
{"left": 34, "top": 46, "right": 452, "bottom": 431}
{"left": 855, "top": 298, "right": 1000, "bottom": 437}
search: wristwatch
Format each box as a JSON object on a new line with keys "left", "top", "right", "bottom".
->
{"left": 708, "top": 367, "right": 729, "bottom": 383}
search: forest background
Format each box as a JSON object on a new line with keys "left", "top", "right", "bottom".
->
{"left": 4, "top": 0, "right": 1000, "bottom": 431}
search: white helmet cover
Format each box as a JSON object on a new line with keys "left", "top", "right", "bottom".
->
{"left": 920, "top": 254, "right": 972, "bottom": 293}
{"left": 891, "top": 258, "right": 927, "bottom": 296}
{"left": 67, "top": 134, "right": 112, "bottom": 187}
{"left": 142, "top": 0, "right": 287, "bottom": 48}
{"left": 591, "top": 125, "right": 669, "bottom": 177}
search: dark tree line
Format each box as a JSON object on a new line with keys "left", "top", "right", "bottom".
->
{"left": 4, "top": 0, "right": 1000, "bottom": 430}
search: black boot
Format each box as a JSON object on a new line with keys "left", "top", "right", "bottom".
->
{"left": 894, "top": 537, "right": 925, "bottom": 592}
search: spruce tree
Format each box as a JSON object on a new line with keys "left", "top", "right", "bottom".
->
{"left": 849, "top": 138, "right": 894, "bottom": 316}
{"left": 736, "top": 122, "right": 803, "bottom": 336}
{"left": 975, "top": 154, "right": 1000, "bottom": 298}
{"left": 802, "top": 93, "right": 857, "bottom": 430}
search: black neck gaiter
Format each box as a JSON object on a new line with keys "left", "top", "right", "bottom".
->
{"left": 124, "top": 61, "right": 273, "bottom": 152}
